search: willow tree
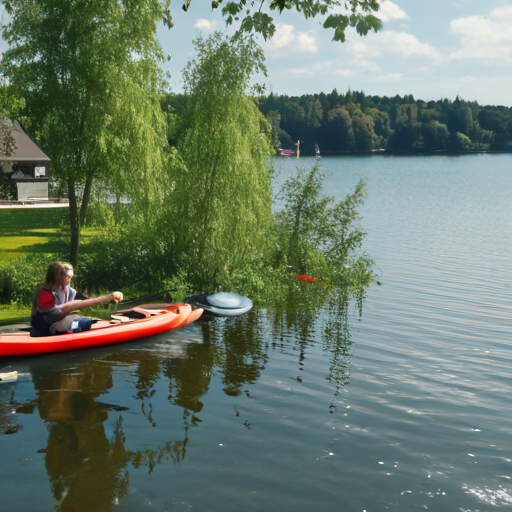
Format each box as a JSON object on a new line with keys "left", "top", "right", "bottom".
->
{"left": 169, "top": 34, "right": 274, "bottom": 288}
{"left": 1, "top": 0, "right": 168, "bottom": 266}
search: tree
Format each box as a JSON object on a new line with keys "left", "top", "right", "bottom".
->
{"left": 325, "top": 107, "right": 355, "bottom": 151}
{"left": 275, "top": 165, "right": 368, "bottom": 274}
{"left": 1, "top": 0, "right": 168, "bottom": 266}
{"left": 345, "top": 104, "right": 378, "bottom": 150}
{"left": 168, "top": 33, "right": 274, "bottom": 289}
{"left": 267, "top": 110, "right": 282, "bottom": 149}
{"left": 176, "top": 0, "right": 382, "bottom": 43}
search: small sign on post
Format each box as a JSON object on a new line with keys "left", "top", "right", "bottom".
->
{"left": 35, "top": 166, "right": 46, "bottom": 177}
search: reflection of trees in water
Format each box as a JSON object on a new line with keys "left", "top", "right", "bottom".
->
{"left": 32, "top": 364, "right": 130, "bottom": 511}
{"left": 322, "top": 290, "right": 354, "bottom": 412}
{"left": 206, "top": 313, "right": 268, "bottom": 397}
{"left": 15, "top": 351, "right": 210, "bottom": 511}
{"left": 8, "top": 285, "right": 365, "bottom": 510}
{"left": 131, "top": 429, "right": 188, "bottom": 473}
{"left": 1, "top": 384, "right": 26, "bottom": 434}
{"left": 266, "top": 285, "right": 361, "bottom": 411}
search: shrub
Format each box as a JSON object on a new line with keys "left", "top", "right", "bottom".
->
{"left": 0, "top": 253, "right": 60, "bottom": 305}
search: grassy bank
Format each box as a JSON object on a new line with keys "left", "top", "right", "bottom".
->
{"left": 0, "top": 208, "right": 68, "bottom": 261}
{"left": 0, "top": 304, "right": 30, "bottom": 326}
{"left": 0, "top": 208, "right": 66, "bottom": 322}
{"left": 0, "top": 208, "right": 156, "bottom": 323}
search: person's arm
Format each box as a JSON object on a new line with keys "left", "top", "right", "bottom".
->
{"left": 59, "top": 292, "right": 123, "bottom": 316}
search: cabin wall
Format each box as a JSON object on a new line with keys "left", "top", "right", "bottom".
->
{"left": 17, "top": 181, "right": 49, "bottom": 201}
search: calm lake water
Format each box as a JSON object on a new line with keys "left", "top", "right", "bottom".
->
{"left": 2, "top": 154, "right": 512, "bottom": 512}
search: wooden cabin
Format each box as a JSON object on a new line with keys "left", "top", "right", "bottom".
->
{"left": 1, "top": 121, "right": 51, "bottom": 201}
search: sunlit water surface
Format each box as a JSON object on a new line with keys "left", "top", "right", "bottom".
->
{"left": 2, "top": 154, "right": 512, "bottom": 512}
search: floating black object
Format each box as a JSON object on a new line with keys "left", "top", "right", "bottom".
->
{"left": 185, "top": 292, "right": 253, "bottom": 317}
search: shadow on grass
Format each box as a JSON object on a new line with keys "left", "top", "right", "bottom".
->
{"left": 0, "top": 208, "right": 67, "bottom": 236}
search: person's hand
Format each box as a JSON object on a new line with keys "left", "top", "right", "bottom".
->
{"left": 111, "top": 291, "right": 123, "bottom": 303}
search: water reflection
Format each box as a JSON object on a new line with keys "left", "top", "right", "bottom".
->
{"left": 208, "top": 313, "right": 268, "bottom": 397}
{"left": 31, "top": 365, "right": 129, "bottom": 510}
{"left": 322, "top": 290, "right": 354, "bottom": 412}
{"left": 2, "top": 287, "right": 362, "bottom": 511}
{"left": 1, "top": 384, "right": 27, "bottom": 434}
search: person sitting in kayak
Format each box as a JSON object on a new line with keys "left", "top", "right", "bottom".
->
{"left": 30, "top": 261, "right": 123, "bottom": 337}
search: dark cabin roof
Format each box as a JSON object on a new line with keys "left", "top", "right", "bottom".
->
{"left": 0, "top": 121, "right": 50, "bottom": 162}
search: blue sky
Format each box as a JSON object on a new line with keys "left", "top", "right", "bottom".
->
{"left": 158, "top": 0, "right": 512, "bottom": 106}
{"left": 1, "top": 1, "right": 511, "bottom": 106}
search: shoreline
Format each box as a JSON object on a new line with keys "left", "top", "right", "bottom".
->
{"left": 279, "top": 149, "right": 511, "bottom": 157}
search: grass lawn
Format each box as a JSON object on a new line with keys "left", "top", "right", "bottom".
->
{"left": 0, "top": 207, "right": 154, "bottom": 325}
{"left": 0, "top": 207, "right": 147, "bottom": 324}
{"left": 0, "top": 208, "right": 69, "bottom": 323}
{"left": 0, "top": 304, "right": 30, "bottom": 326}
{"left": 0, "top": 208, "right": 68, "bottom": 261}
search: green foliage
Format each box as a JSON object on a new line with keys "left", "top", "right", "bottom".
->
{"left": 0, "top": 253, "right": 59, "bottom": 305}
{"left": 275, "top": 164, "right": 369, "bottom": 276}
{"left": 0, "top": 165, "right": 16, "bottom": 200}
{"left": 448, "top": 131, "right": 472, "bottom": 151}
{"left": 162, "top": 269, "right": 192, "bottom": 302}
{"left": 165, "top": 33, "right": 274, "bottom": 291}
{"left": 0, "top": 86, "right": 25, "bottom": 162}
{"left": 256, "top": 90, "right": 512, "bottom": 153}
{"left": 1, "top": 0, "right": 169, "bottom": 265}
{"left": 183, "top": 0, "right": 383, "bottom": 42}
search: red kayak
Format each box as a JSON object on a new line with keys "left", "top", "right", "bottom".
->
{"left": 0, "top": 303, "right": 203, "bottom": 357}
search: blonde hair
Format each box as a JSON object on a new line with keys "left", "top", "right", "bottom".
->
{"left": 44, "top": 261, "right": 65, "bottom": 288}
{"left": 60, "top": 262, "right": 74, "bottom": 277}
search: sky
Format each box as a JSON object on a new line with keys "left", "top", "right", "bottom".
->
{"left": 1, "top": 1, "right": 511, "bottom": 106}
{"left": 156, "top": 0, "right": 512, "bottom": 106}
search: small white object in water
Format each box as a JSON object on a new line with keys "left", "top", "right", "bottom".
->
{"left": 472, "top": 428, "right": 481, "bottom": 431}
{"left": 219, "top": 444, "right": 224, "bottom": 446}
{"left": 379, "top": 461, "right": 384, "bottom": 465}
{"left": 468, "top": 454, "right": 475, "bottom": 457}
{"left": 0, "top": 371, "right": 18, "bottom": 382}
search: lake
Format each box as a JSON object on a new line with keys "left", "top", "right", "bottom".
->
{"left": 1, "top": 154, "right": 512, "bottom": 512}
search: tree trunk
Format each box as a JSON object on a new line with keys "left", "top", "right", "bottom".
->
{"left": 79, "top": 170, "right": 95, "bottom": 227}
{"left": 68, "top": 178, "right": 80, "bottom": 268}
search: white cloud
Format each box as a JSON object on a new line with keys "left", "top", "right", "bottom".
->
{"left": 288, "top": 67, "right": 313, "bottom": 76}
{"left": 296, "top": 32, "right": 317, "bottom": 54}
{"left": 378, "top": 1, "right": 409, "bottom": 23}
{"left": 450, "top": 5, "right": 512, "bottom": 63}
{"left": 375, "top": 73, "right": 403, "bottom": 81}
{"left": 265, "top": 23, "right": 318, "bottom": 54}
{"left": 194, "top": 19, "right": 218, "bottom": 31}
{"left": 351, "top": 31, "right": 443, "bottom": 63}
{"left": 334, "top": 69, "right": 356, "bottom": 77}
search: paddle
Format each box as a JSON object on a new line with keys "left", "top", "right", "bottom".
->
{"left": 117, "top": 290, "right": 173, "bottom": 307}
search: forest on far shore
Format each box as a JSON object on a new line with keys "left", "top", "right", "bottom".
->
{"left": 166, "top": 90, "right": 512, "bottom": 155}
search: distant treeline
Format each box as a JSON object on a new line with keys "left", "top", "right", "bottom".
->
{"left": 257, "top": 90, "right": 512, "bottom": 154}
{"left": 164, "top": 90, "right": 512, "bottom": 155}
